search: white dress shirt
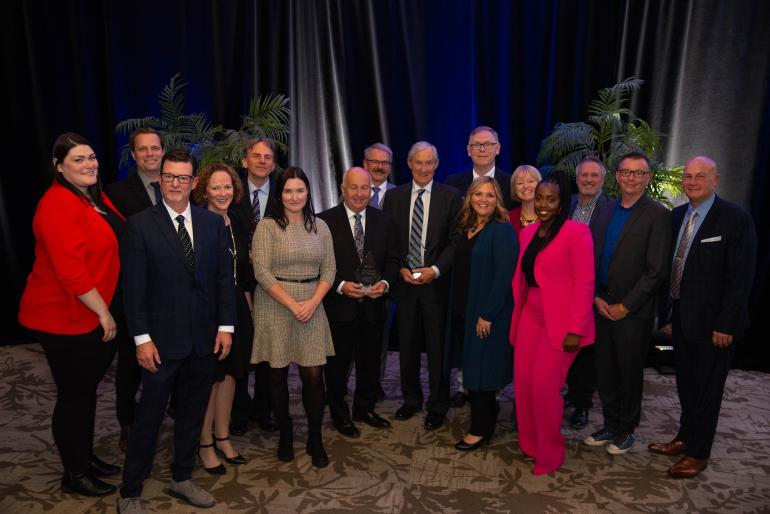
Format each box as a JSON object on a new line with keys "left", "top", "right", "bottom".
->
{"left": 247, "top": 178, "right": 270, "bottom": 219}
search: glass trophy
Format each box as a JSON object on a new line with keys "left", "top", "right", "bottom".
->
{"left": 355, "top": 250, "right": 381, "bottom": 292}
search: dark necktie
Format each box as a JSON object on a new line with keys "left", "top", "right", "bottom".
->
{"left": 353, "top": 213, "right": 365, "bottom": 261}
{"left": 370, "top": 186, "right": 381, "bottom": 209}
{"left": 176, "top": 214, "right": 195, "bottom": 268}
{"left": 150, "top": 181, "right": 162, "bottom": 206}
{"left": 408, "top": 189, "right": 425, "bottom": 268}
{"left": 252, "top": 189, "right": 261, "bottom": 226}
{"left": 670, "top": 209, "right": 697, "bottom": 299}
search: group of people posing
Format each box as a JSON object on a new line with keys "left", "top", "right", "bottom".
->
{"left": 18, "top": 125, "right": 756, "bottom": 514}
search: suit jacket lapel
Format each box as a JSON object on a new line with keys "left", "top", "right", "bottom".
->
{"left": 152, "top": 204, "right": 194, "bottom": 273}
{"left": 191, "top": 207, "right": 205, "bottom": 274}
{"left": 683, "top": 197, "right": 721, "bottom": 270}
{"left": 129, "top": 172, "right": 153, "bottom": 208}
{"left": 336, "top": 204, "right": 360, "bottom": 264}
{"left": 613, "top": 194, "right": 648, "bottom": 253}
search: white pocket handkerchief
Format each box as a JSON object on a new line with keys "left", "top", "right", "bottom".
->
{"left": 701, "top": 236, "right": 722, "bottom": 243}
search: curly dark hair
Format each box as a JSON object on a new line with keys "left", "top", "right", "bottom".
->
{"left": 191, "top": 162, "right": 244, "bottom": 206}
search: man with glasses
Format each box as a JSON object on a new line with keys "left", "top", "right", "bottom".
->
{"left": 363, "top": 143, "right": 396, "bottom": 209}
{"left": 118, "top": 150, "right": 235, "bottom": 513}
{"left": 105, "top": 127, "right": 165, "bottom": 452}
{"left": 584, "top": 152, "right": 670, "bottom": 456}
{"left": 445, "top": 126, "right": 514, "bottom": 209}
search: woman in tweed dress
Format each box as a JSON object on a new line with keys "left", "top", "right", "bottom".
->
{"left": 250, "top": 167, "right": 336, "bottom": 468}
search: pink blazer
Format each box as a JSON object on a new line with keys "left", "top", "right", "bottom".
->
{"left": 509, "top": 220, "right": 595, "bottom": 351}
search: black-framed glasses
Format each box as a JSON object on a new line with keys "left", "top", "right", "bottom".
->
{"left": 469, "top": 142, "right": 498, "bottom": 150}
{"left": 617, "top": 169, "right": 650, "bottom": 178}
{"left": 160, "top": 172, "right": 194, "bottom": 184}
{"left": 365, "top": 159, "right": 392, "bottom": 167}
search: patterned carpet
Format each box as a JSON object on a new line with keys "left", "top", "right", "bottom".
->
{"left": 1, "top": 343, "right": 769, "bottom": 513}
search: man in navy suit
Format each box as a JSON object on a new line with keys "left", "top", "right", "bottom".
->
{"left": 230, "top": 137, "right": 279, "bottom": 435}
{"left": 317, "top": 167, "right": 398, "bottom": 437}
{"left": 566, "top": 157, "right": 617, "bottom": 429}
{"left": 363, "top": 143, "right": 397, "bottom": 209}
{"left": 104, "top": 128, "right": 165, "bottom": 451}
{"left": 383, "top": 141, "right": 461, "bottom": 430}
{"left": 444, "top": 126, "right": 514, "bottom": 210}
{"left": 648, "top": 156, "right": 756, "bottom": 478}
{"left": 118, "top": 150, "right": 235, "bottom": 513}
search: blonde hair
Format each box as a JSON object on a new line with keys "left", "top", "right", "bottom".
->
{"left": 510, "top": 164, "right": 542, "bottom": 201}
{"left": 457, "top": 176, "right": 509, "bottom": 233}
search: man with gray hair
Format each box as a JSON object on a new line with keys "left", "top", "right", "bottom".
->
{"left": 565, "top": 157, "right": 617, "bottom": 429}
{"left": 363, "top": 143, "right": 396, "bottom": 209}
{"left": 383, "top": 141, "right": 461, "bottom": 431}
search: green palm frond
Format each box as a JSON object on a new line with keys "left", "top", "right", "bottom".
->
{"left": 157, "top": 73, "right": 187, "bottom": 128}
{"left": 537, "top": 122, "right": 595, "bottom": 166}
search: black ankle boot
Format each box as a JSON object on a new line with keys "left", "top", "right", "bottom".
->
{"left": 277, "top": 420, "right": 294, "bottom": 462}
{"left": 61, "top": 469, "right": 116, "bottom": 496}
{"left": 306, "top": 436, "right": 329, "bottom": 468}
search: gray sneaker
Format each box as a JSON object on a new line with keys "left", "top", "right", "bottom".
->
{"left": 117, "top": 497, "right": 146, "bottom": 514}
{"left": 168, "top": 479, "right": 215, "bottom": 509}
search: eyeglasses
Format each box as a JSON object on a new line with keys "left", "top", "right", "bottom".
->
{"left": 365, "top": 159, "right": 392, "bottom": 167}
{"left": 617, "top": 169, "right": 650, "bottom": 178}
{"left": 469, "top": 142, "right": 498, "bottom": 151}
{"left": 160, "top": 172, "right": 194, "bottom": 184}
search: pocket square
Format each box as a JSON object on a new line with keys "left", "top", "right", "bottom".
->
{"left": 701, "top": 236, "right": 722, "bottom": 243}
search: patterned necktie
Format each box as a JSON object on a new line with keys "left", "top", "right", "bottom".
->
{"left": 670, "top": 210, "right": 698, "bottom": 299}
{"left": 150, "top": 181, "right": 162, "bottom": 206}
{"left": 408, "top": 189, "right": 425, "bottom": 268}
{"left": 176, "top": 214, "right": 195, "bottom": 268}
{"left": 252, "top": 189, "right": 261, "bottom": 225}
{"left": 353, "top": 213, "right": 365, "bottom": 261}
{"left": 370, "top": 186, "right": 381, "bottom": 209}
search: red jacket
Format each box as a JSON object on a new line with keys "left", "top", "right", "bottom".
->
{"left": 509, "top": 220, "right": 596, "bottom": 351}
{"left": 19, "top": 182, "right": 122, "bottom": 335}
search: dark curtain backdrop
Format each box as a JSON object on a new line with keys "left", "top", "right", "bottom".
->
{"left": 3, "top": 0, "right": 769, "bottom": 369}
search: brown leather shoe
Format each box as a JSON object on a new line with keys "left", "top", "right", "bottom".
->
{"left": 668, "top": 456, "right": 708, "bottom": 478}
{"left": 648, "top": 439, "right": 687, "bottom": 456}
{"left": 119, "top": 425, "right": 130, "bottom": 452}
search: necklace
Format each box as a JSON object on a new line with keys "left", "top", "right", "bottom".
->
{"left": 520, "top": 213, "right": 537, "bottom": 226}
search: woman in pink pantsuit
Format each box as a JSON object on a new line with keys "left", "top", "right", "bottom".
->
{"left": 509, "top": 171, "right": 595, "bottom": 475}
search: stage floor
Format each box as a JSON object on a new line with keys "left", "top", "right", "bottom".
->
{"left": 1, "top": 343, "right": 768, "bottom": 513}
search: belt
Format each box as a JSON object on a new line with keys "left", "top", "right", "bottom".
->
{"left": 275, "top": 275, "right": 319, "bottom": 284}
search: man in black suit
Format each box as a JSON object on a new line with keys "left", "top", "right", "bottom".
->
{"left": 584, "top": 152, "right": 670, "bottom": 455}
{"left": 363, "top": 143, "right": 397, "bottom": 209}
{"left": 383, "top": 141, "right": 461, "bottom": 430}
{"left": 317, "top": 167, "right": 398, "bottom": 437}
{"left": 444, "top": 126, "right": 514, "bottom": 210}
{"left": 566, "top": 157, "right": 617, "bottom": 429}
{"left": 230, "top": 137, "right": 279, "bottom": 435}
{"left": 104, "top": 127, "right": 165, "bottom": 451}
{"left": 117, "top": 150, "right": 235, "bottom": 513}
{"left": 648, "top": 156, "right": 756, "bottom": 478}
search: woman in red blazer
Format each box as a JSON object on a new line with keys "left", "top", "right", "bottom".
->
{"left": 509, "top": 171, "right": 595, "bottom": 475}
{"left": 19, "top": 133, "right": 124, "bottom": 496}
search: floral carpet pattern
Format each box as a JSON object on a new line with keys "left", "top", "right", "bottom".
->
{"left": 0, "top": 343, "right": 769, "bottom": 513}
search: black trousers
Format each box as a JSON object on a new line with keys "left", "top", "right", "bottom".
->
{"left": 326, "top": 310, "right": 384, "bottom": 423}
{"left": 121, "top": 352, "right": 216, "bottom": 498}
{"left": 672, "top": 302, "right": 734, "bottom": 459}
{"left": 113, "top": 297, "right": 141, "bottom": 427}
{"left": 566, "top": 343, "right": 596, "bottom": 410}
{"left": 395, "top": 295, "right": 450, "bottom": 416}
{"left": 35, "top": 327, "right": 117, "bottom": 473}
{"left": 231, "top": 362, "right": 272, "bottom": 426}
{"left": 595, "top": 314, "right": 653, "bottom": 434}
{"left": 468, "top": 390, "right": 498, "bottom": 437}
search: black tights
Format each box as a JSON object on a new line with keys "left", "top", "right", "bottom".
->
{"left": 269, "top": 365, "right": 325, "bottom": 443}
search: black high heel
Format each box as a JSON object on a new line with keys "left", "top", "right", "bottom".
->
{"left": 214, "top": 436, "right": 247, "bottom": 465}
{"left": 454, "top": 434, "right": 491, "bottom": 452}
{"left": 198, "top": 443, "right": 226, "bottom": 474}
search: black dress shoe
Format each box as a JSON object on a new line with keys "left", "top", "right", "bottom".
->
{"left": 277, "top": 431, "right": 295, "bottom": 462}
{"left": 450, "top": 391, "right": 469, "bottom": 408}
{"left": 306, "top": 443, "right": 330, "bottom": 468}
{"left": 394, "top": 405, "right": 420, "bottom": 420}
{"left": 423, "top": 413, "right": 444, "bottom": 431}
{"left": 353, "top": 411, "right": 391, "bottom": 429}
{"left": 257, "top": 416, "right": 280, "bottom": 432}
{"left": 454, "top": 434, "right": 490, "bottom": 451}
{"left": 214, "top": 436, "right": 247, "bottom": 465}
{"left": 89, "top": 455, "right": 121, "bottom": 477}
{"left": 198, "top": 443, "right": 226, "bottom": 475}
{"left": 570, "top": 408, "right": 589, "bottom": 429}
{"left": 61, "top": 470, "right": 116, "bottom": 496}
{"left": 334, "top": 420, "right": 361, "bottom": 438}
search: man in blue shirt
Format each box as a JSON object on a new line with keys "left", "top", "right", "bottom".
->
{"left": 583, "top": 152, "right": 671, "bottom": 455}
{"left": 648, "top": 156, "right": 756, "bottom": 478}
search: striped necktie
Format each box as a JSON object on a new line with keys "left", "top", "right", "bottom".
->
{"left": 408, "top": 189, "right": 425, "bottom": 268}
{"left": 176, "top": 215, "right": 194, "bottom": 268}
{"left": 670, "top": 210, "right": 697, "bottom": 299}
{"left": 354, "top": 213, "right": 365, "bottom": 261}
{"left": 252, "top": 189, "right": 261, "bottom": 225}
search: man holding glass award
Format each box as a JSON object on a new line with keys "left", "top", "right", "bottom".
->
{"left": 318, "top": 167, "right": 398, "bottom": 437}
